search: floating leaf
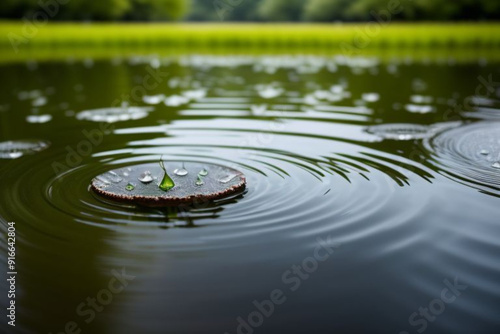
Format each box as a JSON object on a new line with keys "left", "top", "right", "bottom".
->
{"left": 159, "top": 156, "right": 175, "bottom": 191}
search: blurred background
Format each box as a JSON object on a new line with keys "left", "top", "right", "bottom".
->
{"left": 1, "top": 2, "right": 500, "bottom": 334}
{"left": 1, "top": 0, "right": 500, "bottom": 21}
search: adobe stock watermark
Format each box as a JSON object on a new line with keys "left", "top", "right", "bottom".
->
{"left": 399, "top": 277, "right": 468, "bottom": 334}
{"left": 51, "top": 64, "right": 169, "bottom": 176}
{"left": 8, "top": 0, "right": 70, "bottom": 53}
{"left": 48, "top": 268, "right": 135, "bottom": 334}
{"left": 214, "top": 0, "right": 245, "bottom": 20}
{"left": 224, "top": 235, "right": 341, "bottom": 334}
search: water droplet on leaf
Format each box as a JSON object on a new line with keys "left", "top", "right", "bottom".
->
{"left": 174, "top": 167, "right": 188, "bottom": 176}
{"left": 138, "top": 171, "right": 153, "bottom": 183}
{"left": 125, "top": 183, "right": 135, "bottom": 191}
{"left": 195, "top": 175, "right": 204, "bottom": 186}
{"left": 198, "top": 168, "right": 208, "bottom": 176}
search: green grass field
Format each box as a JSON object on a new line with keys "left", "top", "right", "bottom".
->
{"left": 1, "top": 22, "right": 500, "bottom": 63}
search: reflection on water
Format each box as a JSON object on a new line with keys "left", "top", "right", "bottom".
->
{"left": 0, "top": 55, "right": 500, "bottom": 334}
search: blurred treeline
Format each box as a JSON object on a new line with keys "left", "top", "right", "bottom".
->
{"left": 1, "top": 0, "right": 500, "bottom": 21}
{"left": 0, "top": 0, "right": 190, "bottom": 20}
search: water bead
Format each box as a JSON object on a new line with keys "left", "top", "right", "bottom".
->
{"left": 138, "top": 171, "right": 154, "bottom": 184}
{"left": 195, "top": 175, "right": 205, "bottom": 186}
{"left": 174, "top": 167, "right": 189, "bottom": 176}
{"left": 198, "top": 168, "right": 208, "bottom": 176}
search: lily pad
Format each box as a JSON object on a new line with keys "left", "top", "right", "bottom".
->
{"left": 91, "top": 162, "right": 246, "bottom": 207}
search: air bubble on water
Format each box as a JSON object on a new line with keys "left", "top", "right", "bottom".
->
{"left": 410, "top": 95, "right": 434, "bottom": 104}
{"left": 26, "top": 115, "right": 52, "bottom": 123}
{"left": 164, "top": 95, "right": 190, "bottom": 107}
{"left": 256, "top": 85, "right": 283, "bottom": 99}
{"left": 405, "top": 104, "right": 434, "bottom": 114}
{"left": 362, "top": 93, "right": 380, "bottom": 102}
{"left": 182, "top": 89, "right": 207, "bottom": 100}
{"left": 330, "top": 85, "right": 344, "bottom": 94}
{"left": 138, "top": 171, "right": 153, "bottom": 184}
{"left": 143, "top": 94, "right": 165, "bottom": 105}
{"left": 198, "top": 168, "right": 208, "bottom": 176}
{"left": 8, "top": 151, "right": 23, "bottom": 159}
{"left": 219, "top": 174, "right": 237, "bottom": 184}
{"left": 195, "top": 175, "right": 204, "bottom": 186}
{"left": 480, "top": 150, "right": 490, "bottom": 156}
{"left": 125, "top": 183, "right": 136, "bottom": 191}
{"left": 492, "top": 162, "right": 500, "bottom": 169}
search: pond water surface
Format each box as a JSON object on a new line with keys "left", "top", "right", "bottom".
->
{"left": 0, "top": 55, "right": 499, "bottom": 334}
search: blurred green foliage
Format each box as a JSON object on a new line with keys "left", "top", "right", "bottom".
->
{"left": 1, "top": 0, "right": 499, "bottom": 21}
{"left": 302, "top": 0, "right": 500, "bottom": 21}
{"left": 189, "top": 0, "right": 500, "bottom": 22}
{"left": 258, "top": 0, "right": 303, "bottom": 22}
{"left": 0, "top": 0, "right": 190, "bottom": 21}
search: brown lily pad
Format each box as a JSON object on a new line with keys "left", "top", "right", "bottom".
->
{"left": 91, "top": 162, "right": 246, "bottom": 207}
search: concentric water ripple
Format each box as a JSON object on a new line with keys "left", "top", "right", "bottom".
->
{"left": 2, "top": 55, "right": 500, "bottom": 333}
{"left": 424, "top": 121, "right": 500, "bottom": 196}
{"left": 0, "top": 127, "right": 435, "bottom": 254}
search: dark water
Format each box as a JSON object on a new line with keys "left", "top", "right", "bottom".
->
{"left": 0, "top": 55, "right": 500, "bottom": 334}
